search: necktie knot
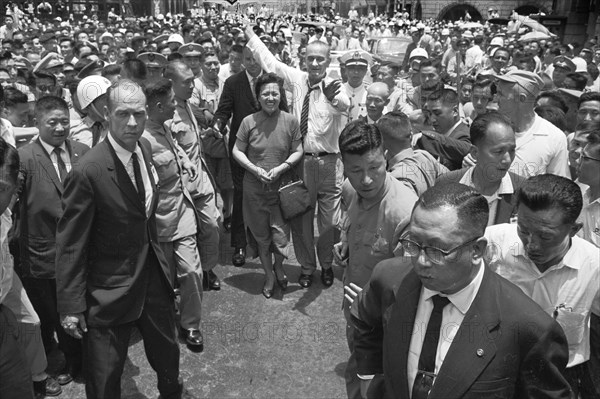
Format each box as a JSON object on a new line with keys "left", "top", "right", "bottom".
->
{"left": 431, "top": 295, "right": 451, "bottom": 311}
{"left": 53, "top": 146, "right": 67, "bottom": 182}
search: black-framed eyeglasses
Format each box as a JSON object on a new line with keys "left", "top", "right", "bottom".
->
{"left": 399, "top": 235, "right": 481, "bottom": 264}
{"left": 580, "top": 153, "right": 600, "bottom": 162}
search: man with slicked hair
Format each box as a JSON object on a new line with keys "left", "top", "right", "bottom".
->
{"left": 350, "top": 182, "right": 572, "bottom": 399}
{"left": 56, "top": 80, "right": 183, "bottom": 399}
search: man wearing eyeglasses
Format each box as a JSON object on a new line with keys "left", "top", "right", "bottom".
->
{"left": 577, "top": 131, "right": 600, "bottom": 248}
{"left": 485, "top": 174, "right": 600, "bottom": 398}
{"left": 349, "top": 182, "right": 571, "bottom": 399}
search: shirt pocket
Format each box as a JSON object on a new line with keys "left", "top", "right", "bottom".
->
{"left": 555, "top": 308, "right": 587, "bottom": 351}
{"left": 362, "top": 228, "right": 390, "bottom": 258}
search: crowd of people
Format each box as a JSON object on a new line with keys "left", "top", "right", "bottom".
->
{"left": 0, "top": 2, "right": 598, "bottom": 399}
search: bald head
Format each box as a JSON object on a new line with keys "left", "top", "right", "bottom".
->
{"left": 366, "top": 82, "right": 390, "bottom": 121}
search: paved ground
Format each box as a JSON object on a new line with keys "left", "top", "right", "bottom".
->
{"left": 48, "top": 235, "right": 349, "bottom": 399}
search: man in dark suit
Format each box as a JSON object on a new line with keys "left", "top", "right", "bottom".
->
{"left": 350, "top": 183, "right": 572, "bottom": 399}
{"left": 418, "top": 88, "right": 472, "bottom": 170}
{"left": 18, "top": 96, "right": 89, "bottom": 387}
{"left": 55, "top": 80, "right": 183, "bottom": 399}
{"left": 212, "top": 46, "right": 261, "bottom": 266}
{"left": 435, "top": 112, "right": 525, "bottom": 225}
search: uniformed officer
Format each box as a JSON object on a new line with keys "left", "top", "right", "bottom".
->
{"left": 339, "top": 50, "right": 373, "bottom": 123}
{"left": 137, "top": 52, "right": 168, "bottom": 80}
{"left": 552, "top": 55, "right": 576, "bottom": 89}
{"left": 178, "top": 42, "right": 204, "bottom": 78}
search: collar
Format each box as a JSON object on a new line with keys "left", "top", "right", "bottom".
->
{"left": 444, "top": 119, "right": 463, "bottom": 136}
{"left": 581, "top": 185, "right": 600, "bottom": 206}
{"left": 423, "top": 259, "right": 484, "bottom": 315}
{"left": 462, "top": 166, "right": 514, "bottom": 197}
{"left": 39, "top": 138, "right": 67, "bottom": 157}
{"left": 387, "top": 147, "right": 414, "bottom": 166}
{"left": 146, "top": 119, "right": 168, "bottom": 135}
{"left": 246, "top": 70, "right": 262, "bottom": 83}
{"left": 107, "top": 133, "right": 140, "bottom": 167}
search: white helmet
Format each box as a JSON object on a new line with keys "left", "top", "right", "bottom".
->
{"left": 77, "top": 76, "right": 111, "bottom": 110}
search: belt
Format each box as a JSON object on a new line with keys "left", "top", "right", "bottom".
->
{"left": 304, "top": 152, "right": 335, "bottom": 157}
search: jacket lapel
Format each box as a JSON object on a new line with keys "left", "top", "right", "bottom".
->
{"left": 139, "top": 140, "right": 158, "bottom": 214}
{"left": 385, "top": 270, "right": 422, "bottom": 398}
{"left": 103, "top": 141, "right": 145, "bottom": 214}
{"left": 243, "top": 72, "right": 260, "bottom": 111}
{"left": 495, "top": 193, "right": 515, "bottom": 224}
{"left": 429, "top": 267, "right": 500, "bottom": 399}
{"left": 33, "top": 139, "right": 63, "bottom": 193}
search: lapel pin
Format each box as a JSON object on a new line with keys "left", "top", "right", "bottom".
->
{"left": 476, "top": 349, "right": 485, "bottom": 357}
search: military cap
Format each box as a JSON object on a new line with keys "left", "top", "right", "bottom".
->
{"left": 76, "top": 59, "right": 105, "bottom": 80}
{"left": 153, "top": 34, "right": 170, "bottom": 44}
{"left": 339, "top": 50, "right": 372, "bottom": 67}
{"left": 553, "top": 55, "right": 575, "bottom": 72}
{"left": 137, "top": 52, "right": 168, "bottom": 69}
{"left": 39, "top": 31, "right": 56, "bottom": 43}
{"left": 178, "top": 42, "right": 204, "bottom": 57}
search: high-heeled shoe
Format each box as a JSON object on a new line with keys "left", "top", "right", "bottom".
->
{"left": 262, "top": 281, "right": 274, "bottom": 299}
{"left": 276, "top": 274, "right": 288, "bottom": 291}
{"left": 274, "top": 265, "right": 288, "bottom": 291}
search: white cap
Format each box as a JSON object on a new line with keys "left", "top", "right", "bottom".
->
{"left": 572, "top": 57, "right": 588, "bottom": 73}
{"left": 77, "top": 76, "right": 111, "bottom": 110}
{"left": 441, "top": 28, "right": 450, "bottom": 35}
{"left": 424, "top": 26, "right": 431, "bottom": 33}
{"left": 409, "top": 48, "right": 429, "bottom": 60}
{"left": 409, "top": 26, "right": 418, "bottom": 33}
{"left": 490, "top": 37, "right": 504, "bottom": 47}
{"left": 167, "top": 34, "right": 184, "bottom": 45}
{"left": 416, "top": 22, "right": 425, "bottom": 29}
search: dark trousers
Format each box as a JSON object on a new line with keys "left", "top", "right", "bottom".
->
{"left": 21, "top": 277, "right": 82, "bottom": 364}
{"left": 0, "top": 304, "right": 34, "bottom": 399}
{"left": 83, "top": 255, "right": 182, "bottom": 399}
{"left": 564, "top": 361, "right": 600, "bottom": 399}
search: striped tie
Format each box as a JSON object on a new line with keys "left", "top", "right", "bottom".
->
{"left": 300, "top": 83, "right": 316, "bottom": 137}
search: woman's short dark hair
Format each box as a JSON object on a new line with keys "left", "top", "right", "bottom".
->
{"left": 470, "top": 111, "right": 513, "bottom": 147}
{"left": 517, "top": 174, "right": 582, "bottom": 224}
{"left": 417, "top": 182, "right": 489, "bottom": 236}
{"left": 121, "top": 59, "right": 147, "bottom": 82}
{"left": 565, "top": 72, "right": 588, "bottom": 91}
{"left": 0, "top": 136, "right": 19, "bottom": 185}
{"left": 3, "top": 87, "right": 28, "bottom": 108}
{"left": 254, "top": 72, "right": 288, "bottom": 112}
{"left": 339, "top": 120, "right": 383, "bottom": 157}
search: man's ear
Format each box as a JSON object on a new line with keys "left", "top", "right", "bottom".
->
{"left": 470, "top": 145, "right": 479, "bottom": 161}
{"left": 103, "top": 105, "right": 109, "bottom": 121}
{"left": 569, "top": 222, "right": 583, "bottom": 237}
{"left": 472, "top": 236, "right": 488, "bottom": 261}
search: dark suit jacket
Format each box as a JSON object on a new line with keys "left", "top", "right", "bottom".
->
{"left": 435, "top": 169, "right": 526, "bottom": 225}
{"left": 213, "top": 70, "right": 260, "bottom": 150}
{"left": 417, "top": 121, "right": 472, "bottom": 171}
{"left": 18, "top": 138, "right": 89, "bottom": 279}
{"left": 55, "top": 138, "right": 173, "bottom": 327}
{"left": 351, "top": 259, "right": 572, "bottom": 399}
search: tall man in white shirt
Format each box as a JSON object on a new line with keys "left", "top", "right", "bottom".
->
{"left": 245, "top": 25, "right": 350, "bottom": 288}
{"left": 496, "top": 70, "right": 570, "bottom": 178}
{"left": 485, "top": 174, "right": 600, "bottom": 398}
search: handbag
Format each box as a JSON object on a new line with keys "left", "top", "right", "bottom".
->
{"left": 278, "top": 178, "right": 311, "bottom": 220}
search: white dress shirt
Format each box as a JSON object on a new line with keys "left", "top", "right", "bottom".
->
{"left": 459, "top": 166, "right": 514, "bottom": 226}
{"left": 485, "top": 223, "right": 600, "bottom": 367}
{"left": 0, "top": 209, "right": 14, "bottom": 304}
{"left": 39, "top": 139, "right": 71, "bottom": 179}
{"left": 247, "top": 35, "right": 350, "bottom": 154}
{"left": 407, "top": 260, "right": 485, "bottom": 395}
{"left": 108, "top": 135, "right": 153, "bottom": 216}
{"left": 509, "top": 114, "right": 570, "bottom": 178}
{"left": 577, "top": 185, "right": 600, "bottom": 248}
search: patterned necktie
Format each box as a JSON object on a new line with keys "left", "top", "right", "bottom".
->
{"left": 53, "top": 147, "right": 67, "bottom": 182}
{"left": 412, "top": 295, "right": 451, "bottom": 399}
{"left": 300, "top": 83, "right": 316, "bottom": 137}
{"left": 131, "top": 152, "right": 145, "bottom": 206}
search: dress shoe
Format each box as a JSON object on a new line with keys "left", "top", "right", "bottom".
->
{"left": 321, "top": 267, "right": 334, "bottom": 287}
{"left": 180, "top": 328, "right": 204, "bottom": 351}
{"left": 298, "top": 273, "right": 313, "bottom": 288}
{"left": 232, "top": 247, "right": 246, "bottom": 267}
{"left": 57, "top": 361, "right": 82, "bottom": 385}
{"left": 262, "top": 286, "right": 273, "bottom": 299}
{"left": 204, "top": 270, "right": 221, "bottom": 291}
{"left": 276, "top": 275, "right": 288, "bottom": 291}
{"left": 33, "top": 377, "right": 62, "bottom": 397}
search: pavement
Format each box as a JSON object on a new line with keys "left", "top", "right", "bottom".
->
{"left": 47, "top": 233, "right": 349, "bottom": 399}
